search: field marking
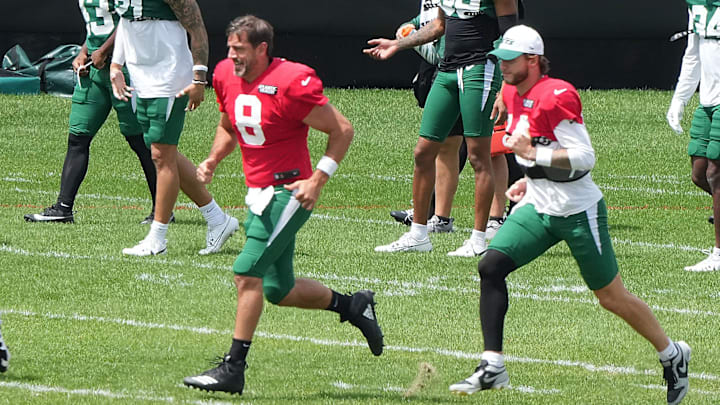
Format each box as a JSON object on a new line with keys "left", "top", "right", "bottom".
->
{"left": 331, "top": 380, "right": 406, "bottom": 393}
{"left": 2, "top": 308, "right": 718, "bottom": 384}
{"left": 633, "top": 383, "right": 719, "bottom": 396}
{"left": 0, "top": 381, "right": 240, "bottom": 404}
{"left": 2, "top": 243, "right": 719, "bottom": 318}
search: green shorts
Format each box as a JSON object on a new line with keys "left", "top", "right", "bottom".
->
{"left": 688, "top": 104, "right": 720, "bottom": 160}
{"left": 419, "top": 60, "right": 501, "bottom": 142}
{"left": 69, "top": 65, "right": 141, "bottom": 137}
{"left": 233, "top": 187, "right": 312, "bottom": 304}
{"left": 134, "top": 95, "right": 188, "bottom": 149}
{"left": 489, "top": 199, "right": 618, "bottom": 290}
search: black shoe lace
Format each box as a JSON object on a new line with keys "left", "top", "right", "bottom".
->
{"left": 662, "top": 365, "right": 677, "bottom": 388}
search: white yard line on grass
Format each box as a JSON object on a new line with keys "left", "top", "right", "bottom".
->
{"left": 2, "top": 308, "right": 718, "bottom": 384}
{"left": 2, "top": 243, "right": 719, "bottom": 318}
{"left": 632, "top": 383, "right": 719, "bottom": 396}
{"left": 0, "top": 381, "right": 240, "bottom": 404}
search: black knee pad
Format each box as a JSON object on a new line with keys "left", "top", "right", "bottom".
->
{"left": 477, "top": 249, "right": 516, "bottom": 281}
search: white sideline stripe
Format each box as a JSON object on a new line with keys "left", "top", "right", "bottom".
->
{"left": 331, "top": 380, "right": 405, "bottom": 393}
{"left": 0, "top": 381, "right": 239, "bottom": 404}
{"left": 2, "top": 308, "right": 718, "bottom": 384}
{"left": 633, "top": 383, "right": 719, "bottom": 396}
{"left": 3, "top": 244, "right": 720, "bottom": 318}
{"left": 598, "top": 184, "right": 707, "bottom": 197}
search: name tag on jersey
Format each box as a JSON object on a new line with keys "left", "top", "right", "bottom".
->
{"left": 258, "top": 85, "right": 278, "bottom": 95}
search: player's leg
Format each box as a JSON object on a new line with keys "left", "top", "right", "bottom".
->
{"left": 450, "top": 204, "right": 557, "bottom": 395}
{"left": 487, "top": 128, "right": 510, "bottom": 241}
{"left": 375, "top": 71, "right": 458, "bottom": 253}
{"left": 25, "top": 66, "right": 111, "bottom": 223}
{"left": 563, "top": 199, "right": 690, "bottom": 404}
{"left": 447, "top": 62, "right": 501, "bottom": 257}
{"left": 686, "top": 106, "right": 720, "bottom": 270}
{"left": 430, "top": 130, "right": 463, "bottom": 232}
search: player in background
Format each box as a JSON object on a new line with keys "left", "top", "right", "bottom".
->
{"left": 110, "top": 0, "right": 238, "bottom": 256}
{"left": 667, "top": 0, "right": 720, "bottom": 271}
{"left": 25, "top": 0, "right": 158, "bottom": 224}
{"left": 367, "top": 0, "right": 518, "bottom": 257}
{"left": 0, "top": 317, "right": 9, "bottom": 373}
{"left": 449, "top": 26, "right": 690, "bottom": 405}
{"left": 182, "top": 16, "right": 383, "bottom": 395}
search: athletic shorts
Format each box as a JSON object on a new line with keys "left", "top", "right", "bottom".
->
{"left": 69, "top": 65, "right": 141, "bottom": 137}
{"left": 413, "top": 60, "right": 464, "bottom": 136}
{"left": 420, "top": 60, "right": 501, "bottom": 142}
{"left": 489, "top": 199, "right": 618, "bottom": 290}
{"left": 134, "top": 95, "right": 189, "bottom": 149}
{"left": 688, "top": 104, "right": 720, "bottom": 160}
{"left": 233, "top": 187, "right": 312, "bottom": 303}
{"left": 490, "top": 125, "right": 511, "bottom": 157}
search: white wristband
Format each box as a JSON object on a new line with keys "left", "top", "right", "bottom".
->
{"left": 535, "top": 147, "right": 553, "bottom": 167}
{"left": 316, "top": 156, "right": 338, "bottom": 177}
{"left": 192, "top": 65, "right": 208, "bottom": 72}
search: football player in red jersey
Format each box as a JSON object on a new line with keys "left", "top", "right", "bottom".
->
{"left": 448, "top": 26, "right": 690, "bottom": 405}
{"left": 183, "top": 15, "right": 384, "bottom": 396}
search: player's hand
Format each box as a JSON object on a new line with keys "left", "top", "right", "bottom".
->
{"left": 90, "top": 49, "right": 108, "bottom": 70}
{"left": 506, "top": 178, "right": 527, "bottom": 202}
{"left": 490, "top": 94, "right": 507, "bottom": 125}
{"left": 73, "top": 53, "right": 90, "bottom": 76}
{"left": 177, "top": 82, "right": 205, "bottom": 111}
{"left": 284, "top": 177, "right": 324, "bottom": 210}
{"left": 667, "top": 99, "right": 685, "bottom": 134}
{"left": 110, "top": 68, "right": 134, "bottom": 101}
{"left": 363, "top": 38, "right": 400, "bottom": 61}
{"left": 196, "top": 158, "right": 217, "bottom": 184}
{"left": 505, "top": 130, "right": 535, "bottom": 160}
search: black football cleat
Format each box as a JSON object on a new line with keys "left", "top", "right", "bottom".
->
{"left": 24, "top": 204, "right": 74, "bottom": 223}
{"left": 342, "top": 290, "right": 384, "bottom": 356}
{"left": 183, "top": 354, "right": 246, "bottom": 395}
{"left": 662, "top": 341, "right": 691, "bottom": 405}
{"left": 0, "top": 324, "right": 10, "bottom": 373}
{"left": 390, "top": 209, "right": 414, "bottom": 226}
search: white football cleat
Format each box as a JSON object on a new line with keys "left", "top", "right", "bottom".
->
{"left": 449, "top": 360, "right": 509, "bottom": 395}
{"left": 661, "top": 341, "right": 691, "bottom": 405}
{"left": 122, "top": 237, "right": 167, "bottom": 256}
{"left": 0, "top": 322, "right": 10, "bottom": 373}
{"left": 485, "top": 218, "right": 504, "bottom": 241}
{"left": 199, "top": 215, "right": 239, "bottom": 255}
{"left": 374, "top": 232, "right": 432, "bottom": 253}
{"left": 448, "top": 239, "right": 487, "bottom": 257}
{"left": 684, "top": 250, "right": 720, "bottom": 272}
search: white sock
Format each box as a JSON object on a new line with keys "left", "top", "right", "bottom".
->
{"left": 471, "top": 229, "right": 486, "bottom": 244}
{"left": 149, "top": 221, "right": 169, "bottom": 242}
{"left": 410, "top": 223, "right": 428, "bottom": 240}
{"left": 658, "top": 339, "right": 677, "bottom": 362}
{"left": 199, "top": 199, "right": 226, "bottom": 228}
{"left": 481, "top": 351, "right": 504, "bottom": 368}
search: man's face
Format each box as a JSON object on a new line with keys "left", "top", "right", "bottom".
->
{"left": 500, "top": 55, "right": 532, "bottom": 86}
{"left": 227, "top": 32, "right": 261, "bottom": 78}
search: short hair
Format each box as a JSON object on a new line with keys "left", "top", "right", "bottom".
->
{"left": 226, "top": 15, "right": 274, "bottom": 57}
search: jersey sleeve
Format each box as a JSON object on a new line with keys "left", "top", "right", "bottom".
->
{"left": 284, "top": 68, "right": 329, "bottom": 122}
{"left": 543, "top": 86, "right": 584, "bottom": 131}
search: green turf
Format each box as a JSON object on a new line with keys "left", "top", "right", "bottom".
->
{"left": 0, "top": 88, "right": 717, "bottom": 404}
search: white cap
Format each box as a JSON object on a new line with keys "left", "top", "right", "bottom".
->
{"left": 489, "top": 25, "right": 544, "bottom": 61}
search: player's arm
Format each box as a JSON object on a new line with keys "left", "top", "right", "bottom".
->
{"left": 507, "top": 120, "right": 595, "bottom": 171}
{"left": 197, "top": 113, "right": 238, "bottom": 184}
{"left": 494, "top": 0, "right": 519, "bottom": 34}
{"left": 164, "top": 0, "right": 208, "bottom": 110}
{"left": 73, "top": 43, "right": 90, "bottom": 75}
{"left": 109, "top": 24, "right": 133, "bottom": 101}
{"left": 667, "top": 14, "right": 701, "bottom": 134}
{"left": 91, "top": 28, "right": 117, "bottom": 70}
{"left": 284, "top": 103, "right": 354, "bottom": 210}
{"left": 364, "top": 10, "right": 445, "bottom": 61}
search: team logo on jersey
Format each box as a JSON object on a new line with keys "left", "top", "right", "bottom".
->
{"left": 258, "top": 85, "right": 278, "bottom": 95}
{"left": 522, "top": 99, "right": 535, "bottom": 108}
{"left": 532, "top": 136, "right": 552, "bottom": 146}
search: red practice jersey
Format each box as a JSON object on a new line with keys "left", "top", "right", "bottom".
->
{"left": 502, "top": 76, "right": 583, "bottom": 142}
{"left": 213, "top": 58, "right": 329, "bottom": 188}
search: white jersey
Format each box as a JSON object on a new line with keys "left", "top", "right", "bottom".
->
{"left": 671, "top": 9, "right": 720, "bottom": 108}
{"left": 112, "top": 18, "right": 193, "bottom": 98}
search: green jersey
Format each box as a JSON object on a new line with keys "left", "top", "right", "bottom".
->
{"left": 79, "top": 0, "right": 120, "bottom": 53}
{"left": 115, "top": 0, "right": 176, "bottom": 21}
{"left": 686, "top": 0, "right": 720, "bottom": 39}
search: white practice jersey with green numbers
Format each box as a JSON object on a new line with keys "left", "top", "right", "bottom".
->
{"left": 439, "top": 0, "right": 495, "bottom": 19}
{"left": 675, "top": 1, "right": 720, "bottom": 107}
{"left": 115, "top": 0, "right": 176, "bottom": 21}
{"left": 79, "top": 0, "right": 120, "bottom": 53}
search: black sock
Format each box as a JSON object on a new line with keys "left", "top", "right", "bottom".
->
{"left": 124, "top": 134, "right": 157, "bottom": 212}
{"left": 326, "top": 290, "right": 352, "bottom": 316}
{"left": 57, "top": 133, "right": 93, "bottom": 210}
{"left": 436, "top": 215, "right": 451, "bottom": 221}
{"left": 489, "top": 216, "right": 504, "bottom": 221}
{"left": 229, "top": 338, "right": 251, "bottom": 362}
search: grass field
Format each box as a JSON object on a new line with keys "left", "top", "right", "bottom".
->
{"left": 0, "top": 87, "right": 718, "bottom": 404}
